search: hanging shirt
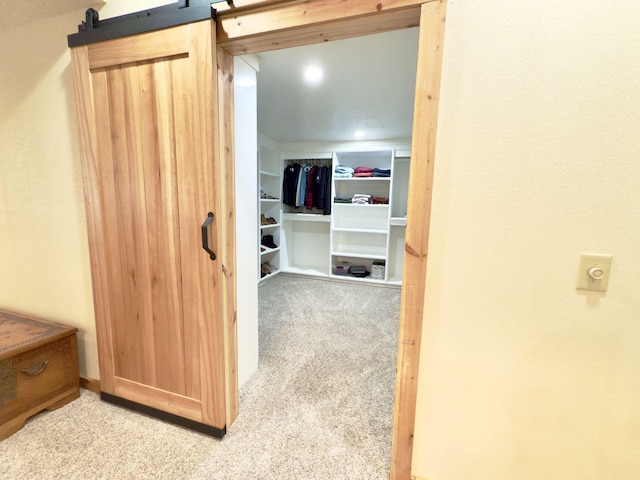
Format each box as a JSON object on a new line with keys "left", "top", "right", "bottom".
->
{"left": 305, "top": 165, "right": 318, "bottom": 210}
{"left": 282, "top": 163, "right": 301, "bottom": 206}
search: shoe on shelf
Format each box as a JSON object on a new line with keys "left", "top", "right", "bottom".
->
{"left": 260, "top": 189, "right": 278, "bottom": 200}
{"left": 261, "top": 235, "right": 278, "bottom": 249}
{"left": 260, "top": 214, "right": 269, "bottom": 226}
{"left": 266, "top": 217, "right": 278, "bottom": 224}
{"left": 261, "top": 262, "right": 272, "bottom": 276}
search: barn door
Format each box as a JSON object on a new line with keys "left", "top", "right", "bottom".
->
{"left": 70, "top": 19, "right": 226, "bottom": 435}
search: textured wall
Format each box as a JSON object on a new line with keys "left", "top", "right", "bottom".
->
{"left": 0, "top": 10, "right": 97, "bottom": 377}
{"left": 413, "top": 1, "right": 640, "bottom": 479}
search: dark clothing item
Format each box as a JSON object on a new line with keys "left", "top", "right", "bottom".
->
{"left": 373, "top": 168, "right": 391, "bottom": 178}
{"left": 282, "top": 163, "right": 301, "bottom": 206}
{"left": 305, "top": 165, "right": 318, "bottom": 210}
{"left": 316, "top": 165, "right": 331, "bottom": 215}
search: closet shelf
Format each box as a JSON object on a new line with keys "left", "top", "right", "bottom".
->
{"left": 260, "top": 170, "right": 280, "bottom": 177}
{"left": 260, "top": 198, "right": 280, "bottom": 203}
{"left": 334, "top": 177, "right": 391, "bottom": 182}
{"left": 260, "top": 223, "right": 280, "bottom": 230}
{"left": 329, "top": 274, "right": 387, "bottom": 284}
{"left": 260, "top": 246, "right": 280, "bottom": 255}
{"left": 282, "top": 213, "right": 330, "bottom": 223}
{"left": 259, "top": 268, "right": 280, "bottom": 282}
{"left": 332, "top": 227, "right": 387, "bottom": 234}
{"left": 282, "top": 265, "right": 330, "bottom": 277}
{"left": 332, "top": 203, "right": 389, "bottom": 208}
{"left": 390, "top": 217, "right": 407, "bottom": 227}
{"left": 331, "top": 250, "right": 387, "bottom": 260}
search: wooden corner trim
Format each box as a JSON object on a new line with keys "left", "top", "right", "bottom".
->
{"left": 80, "top": 377, "right": 101, "bottom": 394}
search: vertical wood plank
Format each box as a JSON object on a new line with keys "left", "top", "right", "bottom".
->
{"left": 90, "top": 69, "right": 127, "bottom": 388}
{"left": 70, "top": 47, "right": 117, "bottom": 393}
{"left": 107, "top": 66, "right": 143, "bottom": 384}
{"left": 216, "top": 45, "right": 239, "bottom": 426}
{"left": 172, "top": 51, "right": 202, "bottom": 401}
{"left": 153, "top": 58, "right": 187, "bottom": 395}
{"left": 124, "top": 62, "right": 157, "bottom": 388}
{"left": 391, "top": 1, "right": 447, "bottom": 479}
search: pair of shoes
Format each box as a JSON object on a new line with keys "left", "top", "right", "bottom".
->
{"left": 261, "top": 261, "right": 274, "bottom": 276}
{"left": 261, "top": 235, "right": 278, "bottom": 249}
{"left": 260, "top": 214, "right": 278, "bottom": 226}
{"left": 260, "top": 189, "right": 278, "bottom": 200}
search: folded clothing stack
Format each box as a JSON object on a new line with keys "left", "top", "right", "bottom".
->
{"left": 371, "top": 196, "right": 389, "bottom": 204}
{"left": 352, "top": 194, "right": 371, "bottom": 204}
{"left": 334, "top": 165, "right": 355, "bottom": 178}
{"left": 354, "top": 166, "right": 373, "bottom": 178}
{"left": 372, "top": 168, "right": 391, "bottom": 178}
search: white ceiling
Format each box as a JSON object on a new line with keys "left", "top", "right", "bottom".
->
{"left": 0, "top": 0, "right": 104, "bottom": 31}
{"left": 256, "top": 27, "right": 419, "bottom": 144}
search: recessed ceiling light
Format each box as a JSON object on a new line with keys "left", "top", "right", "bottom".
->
{"left": 303, "top": 65, "right": 324, "bottom": 86}
{"left": 353, "top": 130, "right": 365, "bottom": 138}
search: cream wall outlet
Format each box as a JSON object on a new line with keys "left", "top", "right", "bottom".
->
{"left": 577, "top": 253, "right": 613, "bottom": 292}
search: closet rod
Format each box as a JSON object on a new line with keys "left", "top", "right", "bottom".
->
{"left": 283, "top": 158, "right": 331, "bottom": 165}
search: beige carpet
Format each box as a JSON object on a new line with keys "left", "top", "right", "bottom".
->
{"left": 0, "top": 275, "right": 400, "bottom": 479}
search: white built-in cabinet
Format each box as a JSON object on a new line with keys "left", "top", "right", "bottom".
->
{"left": 257, "top": 144, "right": 410, "bottom": 286}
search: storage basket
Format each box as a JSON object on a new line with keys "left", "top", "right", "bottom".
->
{"left": 371, "top": 261, "right": 385, "bottom": 280}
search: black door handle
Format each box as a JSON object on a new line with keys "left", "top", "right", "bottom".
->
{"left": 201, "top": 212, "right": 216, "bottom": 260}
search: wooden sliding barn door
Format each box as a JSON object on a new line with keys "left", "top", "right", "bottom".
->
{"left": 70, "top": 20, "right": 226, "bottom": 433}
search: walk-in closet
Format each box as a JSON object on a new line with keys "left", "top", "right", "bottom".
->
{"left": 254, "top": 28, "right": 418, "bottom": 287}
{"left": 232, "top": 27, "right": 419, "bottom": 473}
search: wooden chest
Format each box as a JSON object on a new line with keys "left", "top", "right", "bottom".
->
{"left": 0, "top": 310, "right": 80, "bottom": 440}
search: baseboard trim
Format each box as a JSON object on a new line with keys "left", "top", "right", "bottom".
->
{"left": 80, "top": 377, "right": 101, "bottom": 394}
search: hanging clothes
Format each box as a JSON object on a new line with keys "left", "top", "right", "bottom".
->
{"left": 305, "top": 165, "right": 318, "bottom": 210}
{"left": 282, "top": 163, "right": 301, "bottom": 206}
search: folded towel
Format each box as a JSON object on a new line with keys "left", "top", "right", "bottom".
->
{"left": 354, "top": 166, "right": 373, "bottom": 173}
{"left": 354, "top": 172, "right": 373, "bottom": 177}
{"left": 334, "top": 172, "right": 353, "bottom": 178}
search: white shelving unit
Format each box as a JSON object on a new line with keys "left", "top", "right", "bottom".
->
{"left": 260, "top": 143, "right": 410, "bottom": 286}
{"left": 258, "top": 142, "right": 282, "bottom": 282}
{"left": 330, "top": 150, "right": 394, "bottom": 282}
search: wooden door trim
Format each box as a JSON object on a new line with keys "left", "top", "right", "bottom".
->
{"left": 216, "top": 45, "right": 240, "bottom": 425}
{"left": 215, "top": 1, "right": 447, "bottom": 478}
{"left": 391, "top": 2, "right": 446, "bottom": 478}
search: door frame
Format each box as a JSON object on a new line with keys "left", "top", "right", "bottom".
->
{"left": 215, "top": 1, "right": 447, "bottom": 478}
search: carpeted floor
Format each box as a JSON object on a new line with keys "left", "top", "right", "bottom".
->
{"left": 0, "top": 275, "right": 400, "bottom": 479}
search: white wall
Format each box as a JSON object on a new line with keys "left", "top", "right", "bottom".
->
{"left": 413, "top": 1, "right": 640, "bottom": 479}
{"left": 234, "top": 56, "right": 260, "bottom": 388}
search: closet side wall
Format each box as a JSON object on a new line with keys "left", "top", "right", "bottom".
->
{"left": 234, "top": 56, "right": 260, "bottom": 388}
